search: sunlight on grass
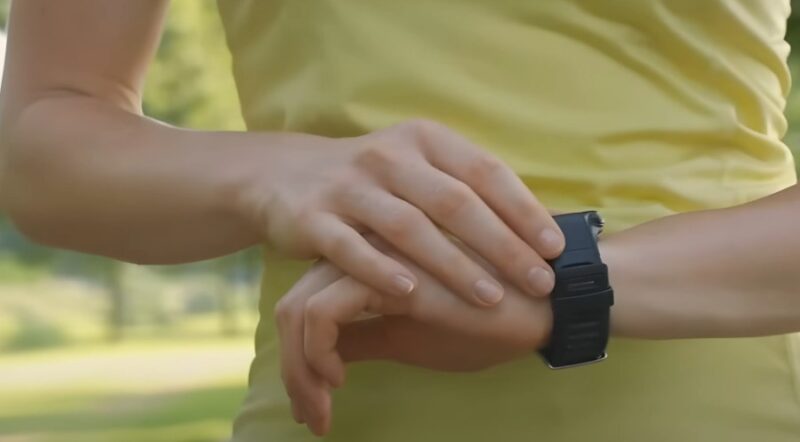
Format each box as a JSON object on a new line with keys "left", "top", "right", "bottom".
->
{"left": 0, "top": 339, "right": 254, "bottom": 442}
{"left": 10, "top": 420, "right": 234, "bottom": 442}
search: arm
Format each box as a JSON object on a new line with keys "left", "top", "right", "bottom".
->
{"left": 604, "top": 183, "right": 800, "bottom": 339}
{"left": 0, "top": 1, "right": 565, "bottom": 304}
{"left": 0, "top": 0, "right": 258, "bottom": 263}
{"left": 282, "top": 188, "right": 800, "bottom": 434}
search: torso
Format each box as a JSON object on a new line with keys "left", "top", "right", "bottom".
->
{"left": 218, "top": 1, "right": 800, "bottom": 440}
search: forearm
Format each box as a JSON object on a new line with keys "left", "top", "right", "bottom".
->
{"left": 0, "top": 94, "right": 314, "bottom": 263}
{"left": 602, "top": 184, "right": 800, "bottom": 339}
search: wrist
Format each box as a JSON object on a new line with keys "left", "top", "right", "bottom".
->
{"left": 598, "top": 232, "right": 646, "bottom": 338}
{"left": 539, "top": 211, "right": 613, "bottom": 368}
{"left": 534, "top": 298, "right": 554, "bottom": 349}
{"left": 204, "top": 131, "right": 319, "bottom": 236}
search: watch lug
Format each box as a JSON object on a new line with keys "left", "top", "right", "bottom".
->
{"left": 545, "top": 352, "right": 608, "bottom": 370}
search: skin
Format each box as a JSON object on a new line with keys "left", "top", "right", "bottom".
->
{"left": 4, "top": 0, "right": 800, "bottom": 438}
{"left": 0, "top": 0, "right": 563, "bottom": 309}
{"left": 281, "top": 188, "right": 800, "bottom": 435}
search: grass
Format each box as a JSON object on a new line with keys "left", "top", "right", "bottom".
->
{"left": 0, "top": 338, "right": 254, "bottom": 442}
{"left": 0, "top": 272, "right": 259, "bottom": 346}
{"left": 0, "top": 268, "right": 262, "bottom": 441}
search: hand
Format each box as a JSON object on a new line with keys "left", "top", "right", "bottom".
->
{"left": 275, "top": 244, "right": 552, "bottom": 435}
{"left": 241, "top": 119, "right": 563, "bottom": 306}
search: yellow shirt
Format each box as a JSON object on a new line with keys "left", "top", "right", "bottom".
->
{"left": 218, "top": 1, "right": 800, "bottom": 440}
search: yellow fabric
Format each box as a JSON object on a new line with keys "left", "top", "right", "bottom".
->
{"left": 217, "top": 1, "right": 800, "bottom": 440}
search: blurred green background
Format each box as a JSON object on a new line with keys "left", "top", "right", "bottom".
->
{"left": 4, "top": 1, "right": 800, "bottom": 441}
{"left": 0, "top": 2, "right": 256, "bottom": 442}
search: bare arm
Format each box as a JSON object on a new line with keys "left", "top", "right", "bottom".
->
{"left": 605, "top": 184, "right": 800, "bottom": 338}
{"left": 0, "top": 0, "right": 566, "bottom": 305}
{"left": 0, "top": 0, "right": 260, "bottom": 263}
{"left": 281, "top": 188, "right": 800, "bottom": 434}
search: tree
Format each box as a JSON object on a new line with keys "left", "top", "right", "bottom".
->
{"left": 0, "top": 1, "right": 251, "bottom": 342}
{"left": 143, "top": 1, "right": 244, "bottom": 131}
{"left": 0, "top": 0, "right": 8, "bottom": 29}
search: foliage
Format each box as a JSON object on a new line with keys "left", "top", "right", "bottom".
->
{"left": 143, "top": 1, "right": 244, "bottom": 130}
{"left": 0, "top": 0, "right": 7, "bottom": 28}
{"left": 0, "top": 0, "right": 255, "bottom": 343}
{"left": 0, "top": 254, "right": 46, "bottom": 283}
{"left": 3, "top": 1, "right": 800, "bottom": 441}
{"left": 4, "top": 309, "right": 70, "bottom": 351}
{"left": 0, "top": 1, "right": 243, "bottom": 130}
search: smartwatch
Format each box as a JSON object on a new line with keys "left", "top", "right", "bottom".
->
{"left": 539, "top": 211, "right": 614, "bottom": 369}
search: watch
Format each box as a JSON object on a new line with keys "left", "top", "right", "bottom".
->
{"left": 539, "top": 211, "right": 614, "bottom": 369}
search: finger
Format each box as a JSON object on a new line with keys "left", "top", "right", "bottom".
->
{"left": 388, "top": 164, "right": 556, "bottom": 297}
{"left": 305, "top": 390, "right": 332, "bottom": 437}
{"left": 275, "top": 262, "right": 341, "bottom": 435}
{"left": 415, "top": 121, "right": 565, "bottom": 259}
{"left": 300, "top": 260, "right": 527, "bottom": 351}
{"left": 278, "top": 311, "right": 333, "bottom": 435}
{"left": 291, "top": 401, "right": 304, "bottom": 424}
{"left": 376, "top": 253, "right": 551, "bottom": 349}
{"left": 308, "top": 214, "right": 418, "bottom": 296}
{"left": 341, "top": 188, "right": 506, "bottom": 306}
{"left": 303, "top": 277, "right": 402, "bottom": 386}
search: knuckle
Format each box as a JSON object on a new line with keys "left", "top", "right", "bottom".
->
{"left": 319, "top": 231, "right": 351, "bottom": 260}
{"left": 382, "top": 218, "right": 411, "bottom": 241}
{"left": 434, "top": 182, "right": 474, "bottom": 217}
{"left": 354, "top": 142, "right": 402, "bottom": 171}
{"left": 328, "top": 173, "right": 360, "bottom": 197}
{"left": 382, "top": 206, "right": 422, "bottom": 240}
{"left": 339, "top": 186, "right": 371, "bottom": 213}
{"left": 274, "top": 296, "right": 296, "bottom": 326}
{"left": 292, "top": 204, "right": 319, "bottom": 233}
{"left": 407, "top": 118, "right": 446, "bottom": 145}
{"left": 465, "top": 155, "right": 504, "bottom": 184}
{"left": 303, "top": 297, "right": 328, "bottom": 324}
{"left": 408, "top": 118, "right": 440, "bottom": 133}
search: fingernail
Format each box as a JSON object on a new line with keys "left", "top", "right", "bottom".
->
{"left": 474, "top": 279, "right": 504, "bottom": 304}
{"left": 539, "top": 228, "right": 564, "bottom": 255}
{"left": 528, "top": 267, "right": 555, "bottom": 296}
{"left": 392, "top": 275, "right": 416, "bottom": 295}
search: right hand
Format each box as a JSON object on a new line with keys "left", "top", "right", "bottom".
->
{"left": 242, "top": 119, "right": 564, "bottom": 305}
{"left": 275, "top": 241, "right": 553, "bottom": 436}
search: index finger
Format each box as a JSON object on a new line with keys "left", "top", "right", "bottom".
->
{"left": 303, "top": 276, "right": 409, "bottom": 386}
{"left": 303, "top": 278, "right": 372, "bottom": 387}
{"left": 274, "top": 260, "right": 342, "bottom": 435}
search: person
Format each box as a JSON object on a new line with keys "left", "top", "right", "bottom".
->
{"left": 1, "top": 0, "right": 800, "bottom": 441}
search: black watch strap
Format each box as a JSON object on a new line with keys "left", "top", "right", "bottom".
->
{"left": 539, "top": 211, "right": 614, "bottom": 369}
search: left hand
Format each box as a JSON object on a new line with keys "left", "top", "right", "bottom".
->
{"left": 274, "top": 243, "right": 553, "bottom": 436}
